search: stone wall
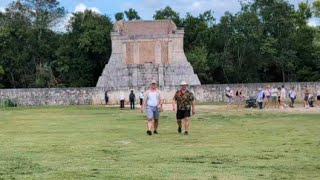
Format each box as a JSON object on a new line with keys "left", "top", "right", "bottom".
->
{"left": 0, "top": 82, "right": 319, "bottom": 106}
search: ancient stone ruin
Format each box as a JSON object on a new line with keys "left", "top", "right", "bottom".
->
{"left": 96, "top": 20, "right": 201, "bottom": 88}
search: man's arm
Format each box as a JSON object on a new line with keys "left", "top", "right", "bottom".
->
{"left": 141, "top": 91, "right": 148, "bottom": 112}
{"left": 172, "top": 99, "right": 177, "bottom": 111}
{"left": 157, "top": 91, "right": 164, "bottom": 109}
{"left": 191, "top": 100, "right": 196, "bottom": 115}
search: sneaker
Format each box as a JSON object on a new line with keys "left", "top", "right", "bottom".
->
{"left": 153, "top": 130, "right": 158, "bottom": 134}
{"left": 184, "top": 131, "right": 188, "bottom": 135}
{"left": 178, "top": 127, "right": 182, "bottom": 133}
{"left": 147, "top": 130, "right": 152, "bottom": 135}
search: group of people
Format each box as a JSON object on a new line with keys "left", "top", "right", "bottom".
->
{"left": 140, "top": 80, "right": 196, "bottom": 136}
{"left": 105, "top": 80, "right": 196, "bottom": 136}
{"left": 104, "top": 90, "right": 144, "bottom": 110}
{"left": 225, "top": 85, "right": 320, "bottom": 109}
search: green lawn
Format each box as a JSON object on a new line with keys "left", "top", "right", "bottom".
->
{"left": 0, "top": 106, "right": 319, "bottom": 180}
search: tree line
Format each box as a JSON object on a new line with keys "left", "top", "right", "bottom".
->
{"left": 1, "top": 0, "right": 320, "bottom": 88}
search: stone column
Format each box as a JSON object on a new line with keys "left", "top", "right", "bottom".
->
{"left": 155, "top": 41, "right": 161, "bottom": 64}
{"left": 134, "top": 42, "right": 139, "bottom": 64}
{"left": 158, "top": 64, "right": 164, "bottom": 86}
{"left": 122, "top": 42, "right": 127, "bottom": 64}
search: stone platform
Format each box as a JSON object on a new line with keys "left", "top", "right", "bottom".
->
{"left": 96, "top": 20, "right": 201, "bottom": 88}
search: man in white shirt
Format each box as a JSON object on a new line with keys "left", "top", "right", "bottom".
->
{"left": 288, "top": 86, "right": 297, "bottom": 108}
{"left": 280, "top": 85, "right": 287, "bottom": 109}
{"left": 271, "top": 85, "right": 278, "bottom": 108}
{"left": 141, "top": 80, "right": 164, "bottom": 135}
{"left": 139, "top": 91, "right": 144, "bottom": 107}
{"left": 225, "top": 87, "right": 235, "bottom": 109}
{"left": 119, "top": 94, "right": 125, "bottom": 110}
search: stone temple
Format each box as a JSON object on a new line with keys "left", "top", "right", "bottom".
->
{"left": 96, "top": 20, "right": 201, "bottom": 88}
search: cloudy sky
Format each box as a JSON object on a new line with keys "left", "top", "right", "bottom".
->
{"left": 0, "top": 0, "right": 318, "bottom": 27}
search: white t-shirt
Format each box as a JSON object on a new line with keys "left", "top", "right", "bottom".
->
{"left": 146, "top": 90, "right": 162, "bottom": 107}
{"left": 271, "top": 88, "right": 278, "bottom": 97}
{"left": 226, "top": 90, "right": 234, "bottom": 98}
{"left": 317, "top": 90, "right": 320, "bottom": 96}
{"left": 264, "top": 89, "right": 271, "bottom": 96}
{"left": 139, "top": 93, "right": 144, "bottom": 99}
{"left": 289, "top": 90, "right": 296, "bottom": 99}
{"left": 119, "top": 95, "right": 125, "bottom": 100}
{"left": 281, "top": 88, "right": 286, "bottom": 98}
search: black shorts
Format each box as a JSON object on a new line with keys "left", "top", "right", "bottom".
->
{"left": 317, "top": 96, "right": 320, "bottom": 100}
{"left": 176, "top": 110, "right": 191, "bottom": 119}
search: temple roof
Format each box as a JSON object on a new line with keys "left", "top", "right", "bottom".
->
{"left": 113, "top": 20, "right": 177, "bottom": 36}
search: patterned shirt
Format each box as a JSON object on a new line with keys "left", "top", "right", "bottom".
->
{"left": 174, "top": 90, "right": 195, "bottom": 110}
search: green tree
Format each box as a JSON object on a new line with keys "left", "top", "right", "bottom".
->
{"left": 153, "top": 6, "right": 182, "bottom": 26}
{"left": 183, "top": 11, "right": 215, "bottom": 51}
{"left": 312, "top": 0, "right": 320, "bottom": 17}
{"left": 115, "top": 12, "right": 124, "bottom": 21}
{"left": 124, "top": 8, "right": 141, "bottom": 20}
{"left": 0, "top": 0, "right": 65, "bottom": 88}
{"left": 54, "top": 10, "right": 113, "bottom": 87}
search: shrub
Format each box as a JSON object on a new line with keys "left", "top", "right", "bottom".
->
{"left": 0, "top": 99, "right": 17, "bottom": 107}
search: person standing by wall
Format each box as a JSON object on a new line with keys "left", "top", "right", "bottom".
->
{"left": 271, "top": 85, "right": 278, "bottom": 108}
{"left": 304, "top": 85, "right": 310, "bottom": 108}
{"left": 235, "top": 85, "right": 244, "bottom": 108}
{"left": 225, "top": 87, "right": 235, "bottom": 109}
{"left": 257, "top": 88, "right": 264, "bottom": 109}
{"left": 264, "top": 85, "right": 271, "bottom": 108}
{"left": 119, "top": 94, "right": 125, "bottom": 110}
{"left": 315, "top": 88, "right": 320, "bottom": 108}
{"left": 129, "top": 90, "right": 135, "bottom": 110}
{"left": 139, "top": 91, "right": 144, "bottom": 108}
{"left": 141, "top": 80, "right": 164, "bottom": 135}
{"left": 172, "top": 81, "right": 196, "bottom": 135}
{"left": 288, "top": 86, "right": 297, "bottom": 108}
{"left": 104, "top": 91, "right": 109, "bottom": 105}
{"left": 280, "top": 85, "right": 287, "bottom": 109}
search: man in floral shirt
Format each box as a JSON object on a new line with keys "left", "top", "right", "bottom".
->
{"left": 172, "top": 81, "right": 196, "bottom": 135}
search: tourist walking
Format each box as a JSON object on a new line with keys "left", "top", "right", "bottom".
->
{"left": 104, "top": 91, "right": 109, "bottom": 105}
{"left": 277, "top": 87, "right": 281, "bottom": 109}
{"left": 316, "top": 88, "right": 320, "bottom": 108}
{"left": 235, "top": 85, "right": 244, "bottom": 108}
{"left": 279, "top": 85, "right": 287, "bottom": 109}
{"left": 288, "top": 87, "right": 297, "bottom": 108}
{"left": 119, "top": 94, "right": 125, "bottom": 110}
{"left": 304, "top": 85, "right": 310, "bottom": 108}
{"left": 139, "top": 91, "right": 144, "bottom": 107}
{"left": 225, "top": 87, "right": 235, "bottom": 109}
{"left": 271, "top": 85, "right": 278, "bottom": 108}
{"left": 257, "top": 88, "right": 264, "bottom": 109}
{"left": 129, "top": 90, "right": 135, "bottom": 110}
{"left": 264, "top": 85, "right": 271, "bottom": 108}
{"left": 141, "top": 80, "right": 163, "bottom": 135}
{"left": 172, "top": 81, "right": 196, "bottom": 135}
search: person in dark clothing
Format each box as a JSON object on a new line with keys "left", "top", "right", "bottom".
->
{"left": 104, "top": 91, "right": 109, "bottom": 105}
{"left": 129, "top": 90, "right": 135, "bottom": 109}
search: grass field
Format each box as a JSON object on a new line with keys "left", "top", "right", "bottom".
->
{"left": 0, "top": 105, "right": 319, "bottom": 180}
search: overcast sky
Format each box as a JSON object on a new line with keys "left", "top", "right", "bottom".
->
{"left": 0, "top": 0, "right": 318, "bottom": 28}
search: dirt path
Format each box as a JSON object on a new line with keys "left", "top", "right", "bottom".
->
{"left": 161, "top": 104, "right": 320, "bottom": 113}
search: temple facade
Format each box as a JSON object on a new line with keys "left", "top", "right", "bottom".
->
{"left": 96, "top": 20, "right": 201, "bottom": 88}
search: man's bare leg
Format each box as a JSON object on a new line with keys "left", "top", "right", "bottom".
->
{"left": 177, "top": 119, "right": 182, "bottom": 133}
{"left": 154, "top": 119, "right": 159, "bottom": 133}
{"left": 147, "top": 118, "right": 153, "bottom": 135}
{"left": 184, "top": 117, "right": 190, "bottom": 135}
